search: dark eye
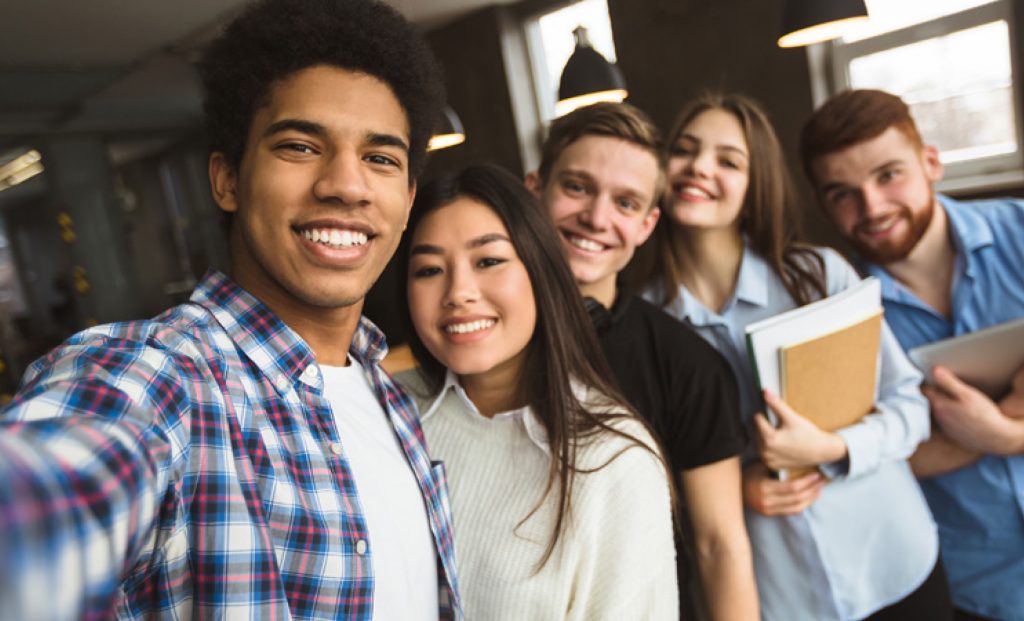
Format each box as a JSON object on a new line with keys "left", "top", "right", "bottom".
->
{"left": 720, "top": 158, "right": 739, "bottom": 170}
{"left": 878, "top": 168, "right": 899, "bottom": 183}
{"left": 670, "top": 144, "right": 693, "bottom": 157}
{"left": 477, "top": 257, "right": 506, "bottom": 268}
{"left": 279, "top": 142, "right": 317, "bottom": 155}
{"left": 411, "top": 265, "right": 441, "bottom": 278}
{"left": 366, "top": 154, "right": 400, "bottom": 167}
{"left": 562, "top": 180, "right": 587, "bottom": 196}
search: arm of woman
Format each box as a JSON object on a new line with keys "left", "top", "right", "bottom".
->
{"left": 756, "top": 249, "right": 930, "bottom": 479}
{"left": 682, "top": 456, "right": 759, "bottom": 621}
{"left": 571, "top": 431, "right": 678, "bottom": 620}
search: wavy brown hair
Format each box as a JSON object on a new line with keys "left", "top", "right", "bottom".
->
{"left": 399, "top": 164, "right": 675, "bottom": 569}
{"left": 634, "top": 92, "right": 827, "bottom": 307}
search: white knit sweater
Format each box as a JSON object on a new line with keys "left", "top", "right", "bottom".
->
{"left": 398, "top": 371, "right": 678, "bottom": 620}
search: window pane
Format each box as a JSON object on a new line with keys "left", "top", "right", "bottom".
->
{"left": 848, "top": 21, "right": 1015, "bottom": 163}
{"left": 843, "top": 0, "right": 996, "bottom": 42}
{"left": 537, "top": 0, "right": 617, "bottom": 99}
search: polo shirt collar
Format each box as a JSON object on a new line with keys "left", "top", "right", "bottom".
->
{"left": 419, "top": 370, "right": 552, "bottom": 456}
{"left": 668, "top": 243, "right": 769, "bottom": 327}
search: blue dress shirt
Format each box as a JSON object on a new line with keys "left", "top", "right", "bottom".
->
{"left": 860, "top": 194, "right": 1024, "bottom": 621}
{"left": 647, "top": 245, "right": 937, "bottom": 621}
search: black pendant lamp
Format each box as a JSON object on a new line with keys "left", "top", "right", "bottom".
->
{"left": 778, "top": 0, "right": 869, "bottom": 48}
{"left": 556, "top": 26, "right": 627, "bottom": 117}
{"left": 428, "top": 105, "right": 466, "bottom": 151}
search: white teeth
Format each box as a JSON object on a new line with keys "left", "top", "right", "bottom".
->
{"left": 863, "top": 216, "right": 898, "bottom": 234}
{"left": 302, "top": 228, "right": 369, "bottom": 248}
{"left": 569, "top": 235, "right": 603, "bottom": 252}
{"left": 444, "top": 319, "right": 496, "bottom": 334}
{"left": 679, "top": 185, "right": 711, "bottom": 199}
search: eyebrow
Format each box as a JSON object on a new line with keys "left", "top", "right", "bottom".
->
{"left": 678, "top": 134, "right": 748, "bottom": 159}
{"left": 818, "top": 159, "right": 905, "bottom": 195}
{"left": 263, "top": 118, "right": 409, "bottom": 153}
{"left": 410, "top": 233, "right": 512, "bottom": 256}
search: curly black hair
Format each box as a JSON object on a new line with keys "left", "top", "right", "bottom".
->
{"left": 198, "top": 0, "right": 443, "bottom": 180}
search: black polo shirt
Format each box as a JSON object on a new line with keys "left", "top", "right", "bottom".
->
{"left": 592, "top": 293, "right": 747, "bottom": 473}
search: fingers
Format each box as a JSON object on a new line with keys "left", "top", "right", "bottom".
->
{"left": 743, "top": 463, "right": 824, "bottom": 516}
{"left": 762, "top": 389, "right": 791, "bottom": 423}
{"left": 758, "top": 473, "right": 824, "bottom": 516}
{"left": 930, "top": 365, "right": 970, "bottom": 399}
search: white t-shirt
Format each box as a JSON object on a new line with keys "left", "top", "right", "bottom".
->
{"left": 321, "top": 359, "right": 438, "bottom": 621}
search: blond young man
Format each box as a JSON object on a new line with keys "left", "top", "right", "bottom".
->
{"left": 526, "top": 102, "right": 758, "bottom": 621}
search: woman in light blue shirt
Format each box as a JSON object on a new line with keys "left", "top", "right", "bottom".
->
{"left": 634, "top": 93, "right": 951, "bottom": 620}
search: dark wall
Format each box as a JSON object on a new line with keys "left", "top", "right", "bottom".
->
{"left": 607, "top": 0, "right": 845, "bottom": 248}
{"left": 423, "top": 6, "right": 524, "bottom": 182}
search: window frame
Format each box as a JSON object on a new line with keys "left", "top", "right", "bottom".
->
{"left": 813, "top": 0, "right": 1024, "bottom": 193}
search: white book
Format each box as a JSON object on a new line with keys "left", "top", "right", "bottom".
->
{"left": 745, "top": 276, "right": 882, "bottom": 425}
{"left": 909, "top": 316, "right": 1024, "bottom": 398}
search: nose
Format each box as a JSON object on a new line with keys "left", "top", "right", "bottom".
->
{"left": 860, "top": 183, "right": 888, "bottom": 218}
{"left": 313, "top": 151, "right": 372, "bottom": 205}
{"left": 442, "top": 263, "right": 479, "bottom": 308}
{"left": 687, "top": 148, "right": 714, "bottom": 178}
{"left": 577, "top": 194, "right": 614, "bottom": 231}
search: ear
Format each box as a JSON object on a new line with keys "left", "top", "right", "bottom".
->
{"left": 636, "top": 205, "right": 661, "bottom": 246}
{"left": 209, "top": 152, "right": 239, "bottom": 213}
{"left": 524, "top": 170, "right": 544, "bottom": 198}
{"left": 402, "top": 182, "right": 417, "bottom": 232}
{"left": 921, "top": 145, "right": 944, "bottom": 183}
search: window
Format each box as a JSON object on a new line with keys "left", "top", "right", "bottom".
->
{"left": 812, "top": 0, "right": 1021, "bottom": 192}
{"left": 523, "top": 0, "right": 619, "bottom": 122}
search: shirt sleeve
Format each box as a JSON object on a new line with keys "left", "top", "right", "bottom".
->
{"left": 571, "top": 422, "right": 679, "bottom": 619}
{"left": 0, "top": 335, "right": 190, "bottom": 621}
{"left": 818, "top": 250, "right": 931, "bottom": 480}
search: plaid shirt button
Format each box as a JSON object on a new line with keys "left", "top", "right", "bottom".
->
{"left": 355, "top": 539, "right": 368, "bottom": 555}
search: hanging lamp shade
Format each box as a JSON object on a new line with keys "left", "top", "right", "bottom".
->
{"left": 777, "top": 0, "right": 869, "bottom": 48}
{"left": 428, "top": 105, "right": 466, "bottom": 151}
{"left": 556, "top": 26, "right": 627, "bottom": 117}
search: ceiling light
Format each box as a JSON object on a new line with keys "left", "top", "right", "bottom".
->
{"left": 778, "top": 0, "right": 870, "bottom": 48}
{"left": 428, "top": 105, "right": 466, "bottom": 152}
{"left": 556, "top": 26, "right": 627, "bottom": 117}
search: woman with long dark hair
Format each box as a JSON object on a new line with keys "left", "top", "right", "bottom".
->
{"left": 634, "top": 93, "right": 951, "bottom": 620}
{"left": 396, "top": 164, "right": 677, "bottom": 619}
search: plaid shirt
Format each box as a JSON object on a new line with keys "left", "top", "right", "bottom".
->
{"left": 0, "top": 270, "right": 461, "bottom": 620}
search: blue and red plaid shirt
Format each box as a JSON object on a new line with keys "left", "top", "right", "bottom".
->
{"left": 0, "top": 270, "right": 461, "bottom": 620}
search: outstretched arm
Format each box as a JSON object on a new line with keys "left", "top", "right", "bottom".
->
{"left": 0, "top": 344, "right": 186, "bottom": 621}
{"left": 682, "top": 457, "right": 759, "bottom": 621}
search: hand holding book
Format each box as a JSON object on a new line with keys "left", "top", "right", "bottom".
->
{"left": 754, "top": 389, "right": 849, "bottom": 473}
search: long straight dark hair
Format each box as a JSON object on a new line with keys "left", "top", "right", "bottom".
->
{"left": 399, "top": 163, "right": 672, "bottom": 568}
{"left": 635, "top": 93, "right": 827, "bottom": 307}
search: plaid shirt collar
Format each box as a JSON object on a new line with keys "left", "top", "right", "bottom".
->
{"left": 192, "top": 269, "right": 390, "bottom": 390}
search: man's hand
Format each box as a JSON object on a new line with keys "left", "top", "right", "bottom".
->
{"left": 741, "top": 462, "right": 824, "bottom": 516}
{"left": 1000, "top": 364, "right": 1024, "bottom": 419}
{"left": 923, "top": 365, "right": 1024, "bottom": 455}
{"left": 754, "top": 389, "right": 848, "bottom": 471}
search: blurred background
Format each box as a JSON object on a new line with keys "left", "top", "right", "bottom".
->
{"left": 0, "top": 0, "right": 1021, "bottom": 396}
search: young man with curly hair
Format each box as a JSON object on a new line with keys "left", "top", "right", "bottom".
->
{"left": 0, "top": 1, "right": 460, "bottom": 619}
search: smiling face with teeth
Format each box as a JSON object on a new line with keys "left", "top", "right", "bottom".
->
{"left": 407, "top": 196, "right": 537, "bottom": 390}
{"left": 811, "top": 126, "right": 942, "bottom": 265}
{"left": 527, "top": 135, "right": 660, "bottom": 307}
{"left": 665, "top": 108, "right": 750, "bottom": 235}
{"left": 209, "top": 66, "right": 415, "bottom": 354}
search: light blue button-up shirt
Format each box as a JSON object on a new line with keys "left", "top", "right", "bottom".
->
{"left": 646, "top": 245, "right": 937, "bottom": 621}
{"left": 860, "top": 194, "right": 1024, "bottom": 621}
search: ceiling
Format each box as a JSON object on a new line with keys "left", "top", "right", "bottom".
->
{"left": 0, "top": 0, "right": 516, "bottom": 164}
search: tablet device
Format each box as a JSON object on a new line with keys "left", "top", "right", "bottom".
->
{"left": 909, "top": 316, "right": 1024, "bottom": 398}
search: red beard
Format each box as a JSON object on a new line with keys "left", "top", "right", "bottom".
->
{"left": 851, "top": 191, "right": 934, "bottom": 265}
